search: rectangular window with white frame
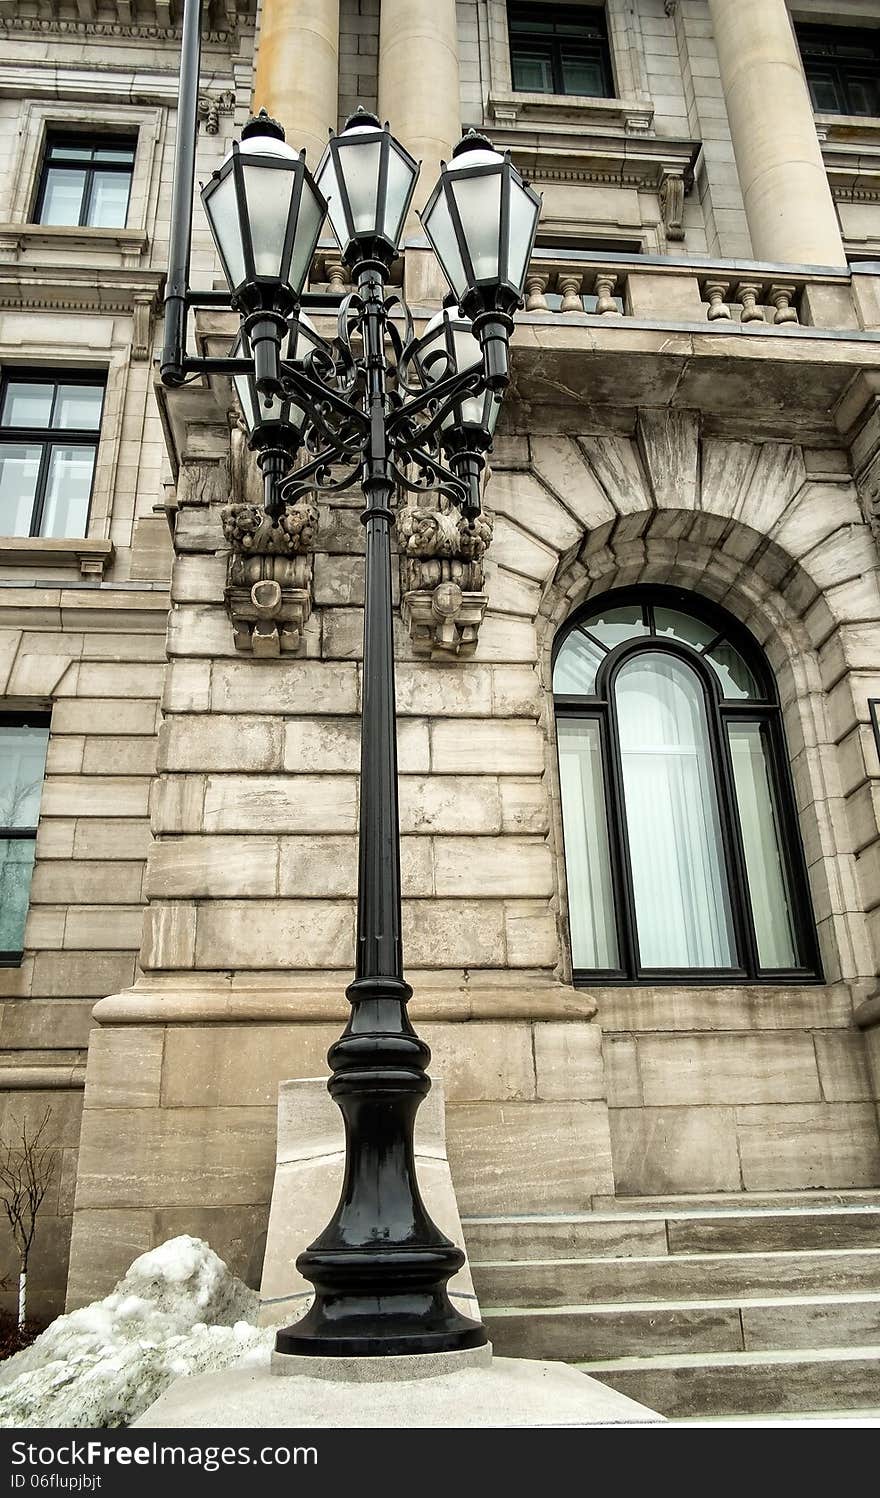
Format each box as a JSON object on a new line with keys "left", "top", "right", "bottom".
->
{"left": 0, "top": 713, "right": 50, "bottom": 966}
{"left": 0, "top": 372, "right": 105, "bottom": 539}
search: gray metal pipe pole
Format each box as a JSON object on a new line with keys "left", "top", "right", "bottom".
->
{"left": 161, "top": 0, "right": 203, "bottom": 385}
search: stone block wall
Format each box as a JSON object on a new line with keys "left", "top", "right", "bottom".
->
{"left": 600, "top": 987, "right": 880, "bottom": 1195}
{"left": 0, "top": 1, "right": 250, "bottom": 1318}
{"left": 338, "top": 0, "right": 380, "bottom": 128}
{"left": 0, "top": 609, "right": 166, "bottom": 1318}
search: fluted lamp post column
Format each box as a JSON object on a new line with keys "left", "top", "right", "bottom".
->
{"left": 160, "top": 0, "right": 541, "bottom": 1360}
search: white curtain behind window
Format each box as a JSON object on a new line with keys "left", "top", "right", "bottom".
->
{"left": 557, "top": 718, "right": 618, "bottom": 970}
{"left": 728, "top": 723, "right": 798, "bottom": 968}
{"left": 616, "top": 653, "right": 736, "bottom": 969}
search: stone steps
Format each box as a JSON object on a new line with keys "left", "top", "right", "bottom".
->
{"left": 482, "top": 1292, "right": 880, "bottom": 1360}
{"left": 573, "top": 1346, "right": 880, "bottom": 1419}
{"left": 463, "top": 1201, "right": 880, "bottom": 1418}
{"left": 463, "top": 1204, "right": 880, "bottom": 1259}
{"left": 473, "top": 1247, "right": 880, "bottom": 1304}
{"left": 672, "top": 1409, "right": 880, "bottom": 1425}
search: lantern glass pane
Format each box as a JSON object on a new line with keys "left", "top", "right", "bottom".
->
{"left": 243, "top": 162, "right": 295, "bottom": 279}
{"left": 423, "top": 190, "right": 467, "bottom": 298}
{"left": 283, "top": 397, "right": 307, "bottom": 432}
{"left": 232, "top": 367, "right": 260, "bottom": 430}
{"left": 288, "top": 182, "right": 325, "bottom": 292}
{"left": 205, "top": 170, "right": 246, "bottom": 289}
{"left": 316, "top": 150, "right": 345, "bottom": 247}
{"left": 342, "top": 137, "right": 382, "bottom": 234}
{"left": 383, "top": 145, "right": 417, "bottom": 245}
{"left": 452, "top": 168, "right": 501, "bottom": 281}
{"left": 507, "top": 178, "right": 540, "bottom": 291}
{"left": 451, "top": 320, "right": 482, "bottom": 374}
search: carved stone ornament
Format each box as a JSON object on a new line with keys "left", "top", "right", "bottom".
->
{"left": 198, "top": 90, "right": 236, "bottom": 134}
{"left": 660, "top": 170, "right": 686, "bottom": 242}
{"left": 397, "top": 502, "right": 494, "bottom": 661}
{"left": 220, "top": 500, "right": 318, "bottom": 657}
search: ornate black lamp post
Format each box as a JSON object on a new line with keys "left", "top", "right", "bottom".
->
{"left": 162, "top": 0, "right": 540, "bottom": 1358}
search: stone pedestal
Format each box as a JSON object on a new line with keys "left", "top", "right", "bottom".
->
{"left": 133, "top": 1343, "right": 663, "bottom": 1427}
{"left": 258, "top": 1077, "right": 478, "bottom": 1327}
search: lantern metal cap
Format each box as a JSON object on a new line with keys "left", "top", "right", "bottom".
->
{"left": 451, "top": 129, "right": 497, "bottom": 159}
{"left": 341, "top": 107, "right": 383, "bottom": 133}
{"left": 241, "top": 108, "right": 286, "bottom": 143}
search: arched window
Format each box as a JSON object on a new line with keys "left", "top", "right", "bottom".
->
{"left": 553, "top": 586, "right": 820, "bottom": 983}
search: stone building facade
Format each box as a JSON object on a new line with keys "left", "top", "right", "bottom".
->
{"left": 2, "top": 0, "right": 880, "bottom": 1414}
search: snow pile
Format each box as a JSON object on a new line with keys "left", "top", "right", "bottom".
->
{"left": 0, "top": 1236, "right": 273, "bottom": 1428}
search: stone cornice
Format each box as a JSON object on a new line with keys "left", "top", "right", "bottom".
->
{"left": 489, "top": 129, "right": 700, "bottom": 193}
{"left": 0, "top": 263, "right": 163, "bottom": 314}
{"left": 0, "top": 20, "right": 236, "bottom": 42}
{"left": 0, "top": 3, "right": 251, "bottom": 44}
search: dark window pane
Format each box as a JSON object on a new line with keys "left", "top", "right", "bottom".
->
{"left": 1, "top": 382, "right": 53, "bottom": 427}
{"left": 39, "top": 444, "right": 95, "bottom": 537}
{"left": 0, "top": 444, "right": 41, "bottom": 536}
{"left": 512, "top": 45, "right": 555, "bottom": 92}
{"left": 561, "top": 54, "right": 605, "bottom": 96}
{"left": 806, "top": 70, "right": 845, "bottom": 112}
{"left": 87, "top": 170, "right": 131, "bottom": 228}
{"left": 54, "top": 385, "right": 104, "bottom": 430}
{"left": 92, "top": 146, "right": 136, "bottom": 163}
{"left": 847, "top": 76, "right": 880, "bottom": 115}
{"left": 39, "top": 167, "right": 87, "bottom": 225}
{"left": 0, "top": 724, "right": 49, "bottom": 829}
{"left": 0, "top": 840, "right": 36, "bottom": 955}
{"left": 706, "top": 640, "right": 759, "bottom": 700}
{"left": 583, "top": 604, "right": 648, "bottom": 649}
{"left": 553, "top": 628, "right": 605, "bottom": 695}
{"left": 654, "top": 607, "right": 719, "bottom": 653}
{"left": 47, "top": 144, "right": 90, "bottom": 161}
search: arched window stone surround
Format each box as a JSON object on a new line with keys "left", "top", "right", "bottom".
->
{"left": 485, "top": 411, "right": 880, "bottom": 996}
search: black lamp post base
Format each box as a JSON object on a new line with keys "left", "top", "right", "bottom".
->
{"left": 275, "top": 1243, "right": 488, "bottom": 1358}
{"left": 275, "top": 1301, "right": 487, "bottom": 1359}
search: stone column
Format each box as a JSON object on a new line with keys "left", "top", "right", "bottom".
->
{"left": 377, "top": 0, "right": 460, "bottom": 219}
{"left": 707, "top": 0, "right": 845, "bottom": 266}
{"left": 253, "top": 0, "right": 340, "bottom": 166}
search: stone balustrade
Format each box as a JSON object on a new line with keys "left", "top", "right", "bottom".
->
{"left": 519, "top": 251, "right": 878, "bottom": 332}
{"left": 304, "top": 251, "right": 879, "bottom": 336}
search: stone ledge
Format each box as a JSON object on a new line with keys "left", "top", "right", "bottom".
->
{"left": 92, "top": 982, "right": 599, "bottom": 1026}
{"left": 0, "top": 1062, "right": 86, "bottom": 1089}
{"left": 0, "top": 536, "right": 114, "bottom": 578}
{"left": 0, "top": 222, "right": 148, "bottom": 257}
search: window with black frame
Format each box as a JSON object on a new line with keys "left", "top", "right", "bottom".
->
{"left": 0, "top": 373, "right": 105, "bottom": 539}
{"left": 0, "top": 714, "right": 50, "bottom": 965}
{"left": 34, "top": 134, "right": 136, "bottom": 228}
{"left": 796, "top": 24, "right": 880, "bottom": 117}
{"left": 553, "top": 587, "right": 820, "bottom": 984}
{"left": 508, "top": 3, "right": 614, "bottom": 97}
